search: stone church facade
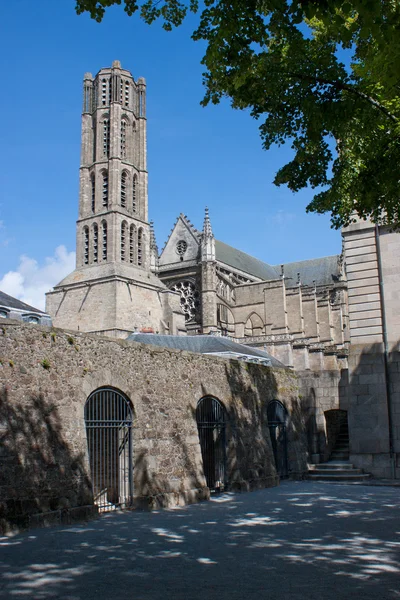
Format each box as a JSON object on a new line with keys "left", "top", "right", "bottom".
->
{"left": 46, "top": 60, "right": 349, "bottom": 374}
{"left": 41, "top": 60, "right": 400, "bottom": 483}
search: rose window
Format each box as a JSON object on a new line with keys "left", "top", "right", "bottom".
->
{"left": 172, "top": 280, "right": 200, "bottom": 322}
{"left": 176, "top": 240, "right": 188, "bottom": 256}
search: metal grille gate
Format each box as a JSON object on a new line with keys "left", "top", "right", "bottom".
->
{"left": 84, "top": 388, "right": 133, "bottom": 512}
{"left": 196, "top": 396, "right": 227, "bottom": 492}
{"left": 267, "top": 400, "right": 288, "bottom": 479}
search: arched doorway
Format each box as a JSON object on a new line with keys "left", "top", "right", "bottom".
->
{"left": 85, "top": 387, "right": 133, "bottom": 512}
{"left": 267, "top": 400, "right": 288, "bottom": 479}
{"left": 196, "top": 396, "right": 227, "bottom": 492}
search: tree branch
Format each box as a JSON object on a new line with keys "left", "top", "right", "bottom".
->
{"left": 288, "top": 72, "right": 398, "bottom": 123}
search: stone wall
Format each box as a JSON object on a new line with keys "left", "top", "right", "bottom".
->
{"left": 296, "top": 370, "right": 341, "bottom": 463}
{"left": 0, "top": 321, "right": 327, "bottom": 533}
{"left": 342, "top": 220, "right": 400, "bottom": 478}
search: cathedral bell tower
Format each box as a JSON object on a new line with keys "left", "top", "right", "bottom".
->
{"left": 77, "top": 61, "right": 149, "bottom": 269}
{"left": 46, "top": 61, "right": 185, "bottom": 338}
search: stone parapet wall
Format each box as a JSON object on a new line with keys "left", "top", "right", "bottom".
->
{"left": 0, "top": 321, "right": 318, "bottom": 533}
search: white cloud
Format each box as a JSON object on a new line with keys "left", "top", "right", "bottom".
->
{"left": 272, "top": 210, "right": 297, "bottom": 226}
{"left": 0, "top": 246, "right": 75, "bottom": 311}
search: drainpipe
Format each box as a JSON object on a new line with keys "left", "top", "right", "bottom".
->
{"left": 375, "top": 224, "right": 396, "bottom": 478}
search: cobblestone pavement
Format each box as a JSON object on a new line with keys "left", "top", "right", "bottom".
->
{"left": 1, "top": 481, "right": 400, "bottom": 600}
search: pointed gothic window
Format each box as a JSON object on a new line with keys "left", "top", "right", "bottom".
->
{"left": 132, "top": 175, "right": 137, "bottom": 213}
{"left": 93, "top": 223, "right": 98, "bottom": 263}
{"left": 103, "top": 118, "right": 110, "bottom": 157}
{"left": 102, "top": 221, "right": 107, "bottom": 261}
{"left": 91, "top": 174, "right": 95, "bottom": 213}
{"left": 129, "top": 224, "right": 136, "bottom": 264}
{"left": 139, "top": 91, "right": 144, "bottom": 116}
{"left": 101, "top": 79, "right": 107, "bottom": 106}
{"left": 125, "top": 81, "right": 130, "bottom": 107}
{"left": 102, "top": 172, "right": 108, "bottom": 208}
{"left": 121, "top": 222, "right": 127, "bottom": 262}
{"left": 83, "top": 227, "right": 89, "bottom": 265}
{"left": 121, "top": 171, "right": 127, "bottom": 208}
{"left": 120, "top": 119, "right": 127, "bottom": 158}
{"left": 137, "top": 227, "right": 143, "bottom": 267}
{"left": 120, "top": 80, "right": 123, "bottom": 104}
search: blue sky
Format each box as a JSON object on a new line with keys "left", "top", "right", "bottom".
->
{"left": 0, "top": 1, "right": 341, "bottom": 309}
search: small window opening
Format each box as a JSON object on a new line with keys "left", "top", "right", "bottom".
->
{"left": 129, "top": 224, "right": 135, "bottom": 264}
{"left": 132, "top": 175, "right": 137, "bottom": 213}
{"left": 93, "top": 223, "right": 98, "bottom": 263}
{"left": 137, "top": 228, "right": 143, "bottom": 266}
{"left": 102, "top": 172, "right": 108, "bottom": 208}
{"left": 91, "top": 174, "right": 95, "bottom": 213}
{"left": 103, "top": 119, "right": 110, "bottom": 157}
{"left": 121, "top": 171, "right": 127, "bottom": 207}
{"left": 102, "top": 221, "right": 107, "bottom": 261}
{"left": 84, "top": 227, "right": 89, "bottom": 265}
{"left": 120, "top": 120, "right": 127, "bottom": 158}
{"left": 121, "top": 222, "right": 126, "bottom": 261}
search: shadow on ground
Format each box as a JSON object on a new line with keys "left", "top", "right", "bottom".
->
{"left": 1, "top": 481, "right": 399, "bottom": 600}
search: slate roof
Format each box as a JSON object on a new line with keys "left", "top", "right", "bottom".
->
{"left": 275, "top": 255, "right": 340, "bottom": 288}
{"left": 215, "top": 240, "right": 279, "bottom": 281}
{"left": 127, "top": 333, "right": 286, "bottom": 368}
{"left": 0, "top": 290, "right": 46, "bottom": 314}
{"left": 215, "top": 240, "right": 340, "bottom": 287}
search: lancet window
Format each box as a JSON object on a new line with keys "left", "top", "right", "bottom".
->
{"left": 93, "top": 223, "right": 98, "bottom": 263}
{"left": 124, "top": 81, "right": 130, "bottom": 107}
{"left": 103, "top": 119, "right": 110, "bottom": 157}
{"left": 91, "top": 174, "right": 95, "bottom": 213}
{"left": 121, "top": 171, "right": 127, "bottom": 208}
{"left": 102, "top": 221, "right": 107, "bottom": 261}
{"left": 101, "top": 79, "right": 107, "bottom": 106}
{"left": 121, "top": 222, "right": 127, "bottom": 261}
{"left": 129, "top": 224, "right": 136, "bottom": 264}
{"left": 132, "top": 175, "right": 137, "bottom": 213}
{"left": 102, "top": 172, "right": 108, "bottom": 208}
{"left": 137, "top": 228, "right": 143, "bottom": 267}
{"left": 83, "top": 227, "right": 89, "bottom": 265}
{"left": 120, "top": 119, "right": 127, "bottom": 158}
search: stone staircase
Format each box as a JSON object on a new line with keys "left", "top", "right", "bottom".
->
{"left": 308, "top": 418, "right": 370, "bottom": 482}
{"left": 330, "top": 418, "right": 350, "bottom": 461}
{"left": 308, "top": 461, "right": 371, "bottom": 482}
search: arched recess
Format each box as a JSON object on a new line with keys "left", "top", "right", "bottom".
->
{"left": 196, "top": 396, "right": 227, "bottom": 491}
{"left": 217, "top": 303, "right": 235, "bottom": 337}
{"left": 84, "top": 387, "right": 133, "bottom": 511}
{"left": 267, "top": 400, "right": 288, "bottom": 479}
{"left": 244, "top": 312, "right": 264, "bottom": 337}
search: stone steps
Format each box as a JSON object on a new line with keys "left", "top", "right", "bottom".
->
{"left": 308, "top": 460, "right": 371, "bottom": 482}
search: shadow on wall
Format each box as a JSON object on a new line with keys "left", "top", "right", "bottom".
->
{"left": 0, "top": 387, "right": 94, "bottom": 535}
{"left": 345, "top": 341, "right": 400, "bottom": 477}
{"left": 219, "top": 361, "right": 308, "bottom": 485}
{"left": 133, "top": 425, "right": 210, "bottom": 510}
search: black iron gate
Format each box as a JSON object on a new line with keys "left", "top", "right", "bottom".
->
{"left": 196, "top": 396, "right": 227, "bottom": 491}
{"left": 84, "top": 387, "right": 133, "bottom": 512}
{"left": 267, "top": 400, "right": 288, "bottom": 479}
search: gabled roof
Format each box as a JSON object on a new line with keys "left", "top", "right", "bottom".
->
{"left": 276, "top": 255, "right": 340, "bottom": 288}
{"left": 0, "top": 290, "right": 46, "bottom": 314}
{"left": 215, "top": 240, "right": 279, "bottom": 281}
{"left": 127, "top": 333, "right": 286, "bottom": 368}
{"left": 160, "top": 213, "right": 201, "bottom": 255}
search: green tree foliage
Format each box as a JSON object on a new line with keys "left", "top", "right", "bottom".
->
{"left": 75, "top": 1, "right": 400, "bottom": 227}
